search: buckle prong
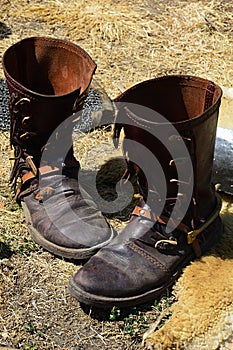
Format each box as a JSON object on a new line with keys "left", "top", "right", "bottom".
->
{"left": 26, "top": 156, "right": 37, "bottom": 176}
{"left": 187, "top": 194, "right": 222, "bottom": 244}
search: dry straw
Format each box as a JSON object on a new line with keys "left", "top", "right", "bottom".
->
{"left": 1, "top": 0, "right": 233, "bottom": 96}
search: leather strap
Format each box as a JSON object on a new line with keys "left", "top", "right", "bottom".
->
{"left": 16, "top": 166, "right": 59, "bottom": 201}
{"left": 22, "top": 171, "right": 36, "bottom": 184}
{"left": 132, "top": 205, "right": 189, "bottom": 233}
{"left": 39, "top": 165, "right": 60, "bottom": 175}
{"left": 21, "top": 166, "right": 60, "bottom": 183}
{"left": 132, "top": 192, "right": 222, "bottom": 246}
{"left": 15, "top": 173, "right": 38, "bottom": 202}
{"left": 132, "top": 206, "right": 157, "bottom": 221}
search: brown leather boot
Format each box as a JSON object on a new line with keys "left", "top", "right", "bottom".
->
{"left": 3, "top": 37, "right": 116, "bottom": 259}
{"left": 69, "top": 75, "right": 223, "bottom": 307}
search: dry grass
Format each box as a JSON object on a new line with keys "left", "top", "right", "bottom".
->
{"left": 0, "top": 0, "right": 233, "bottom": 349}
{"left": 1, "top": 0, "right": 233, "bottom": 95}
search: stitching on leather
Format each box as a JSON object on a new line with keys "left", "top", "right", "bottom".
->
{"left": 127, "top": 242, "right": 169, "bottom": 273}
{"left": 7, "top": 81, "right": 36, "bottom": 101}
{"left": 125, "top": 108, "right": 152, "bottom": 131}
{"left": 33, "top": 39, "right": 94, "bottom": 69}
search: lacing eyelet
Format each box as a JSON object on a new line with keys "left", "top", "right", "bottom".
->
{"left": 168, "top": 134, "right": 192, "bottom": 142}
{"left": 22, "top": 116, "right": 32, "bottom": 128}
{"left": 169, "top": 157, "right": 188, "bottom": 166}
{"left": 20, "top": 131, "right": 37, "bottom": 140}
{"left": 168, "top": 135, "right": 182, "bottom": 142}
{"left": 170, "top": 178, "right": 190, "bottom": 185}
{"left": 154, "top": 239, "right": 177, "bottom": 249}
{"left": 13, "top": 97, "right": 31, "bottom": 113}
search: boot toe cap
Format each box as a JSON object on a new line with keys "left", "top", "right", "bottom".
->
{"left": 72, "top": 255, "right": 130, "bottom": 297}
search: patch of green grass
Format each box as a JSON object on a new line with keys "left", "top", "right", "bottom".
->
{"left": 109, "top": 292, "right": 175, "bottom": 339}
{"left": 1, "top": 231, "right": 40, "bottom": 256}
{"left": 23, "top": 321, "right": 47, "bottom": 339}
{"left": 11, "top": 235, "right": 39, "bottom": 256}
{"left": 23, "top": 344, "right": 39, "bottom": 350}
{"left": 5, "top": 200, "right": 21, "bottom": 212}
{"left": 123, "top": 310, "right": 149, "bottom": 337}
{"left": 109, "top": 306, "right": 121, "bottom": 321}
{"left": 8, "top": 235, "right": 38, "bottom": 256}
{"left": 109, "top": 305, "right": 150, "bottom": 338}
{"left": 0, "top": 201, "right": 40, "bottom": 256}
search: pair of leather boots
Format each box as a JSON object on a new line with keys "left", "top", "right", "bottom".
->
{"left": 3, "top": 37, "right": 223, "bottom": 308}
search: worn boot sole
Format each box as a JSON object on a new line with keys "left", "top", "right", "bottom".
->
{"left": 68, "top": 266, "right": 182, "bottom": 308}
{"left": 68, "top": 216, "right": 223, "bottom": 307}
{"left": 22, "top": 202, "right": 116, "bottom": 260}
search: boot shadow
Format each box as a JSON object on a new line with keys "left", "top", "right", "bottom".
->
{"left": 79, "top": 287, "right": 174, "bottom": 321}
{"left": 78, "top": 156, "right": 140, "bottom": 222}
{"left": 0, "top": 242, "right": 13, "bottom": 259}
{"left": 0, "top": 22, "right": 12, "bottom": 39}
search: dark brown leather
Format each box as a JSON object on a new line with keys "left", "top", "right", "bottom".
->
{"left": 3, "top": 37, "right": 116, "bottom": 259}
{"left": 69, "top": 214, "right": 222, "bottom": 307}
{"left": 113, "top": 76, "right": 222, "bottom": 221}
{"left": 3, "top": 36, "right": 92, "bottom": 188}
{"left": 69, "top": 75, "right": 223, "bottom": 307}
{"left": 3, "top": 37, "right": 96, "bottom": 174}
{"left": 23, "top": 172, "right": 115, "bottom": 251}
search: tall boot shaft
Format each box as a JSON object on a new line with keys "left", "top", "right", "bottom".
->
{"left": 3, "top": 37, "right": 96, "bottom": 171}
{"left": 113, "top": 75, "right": 222, "bottom": 223}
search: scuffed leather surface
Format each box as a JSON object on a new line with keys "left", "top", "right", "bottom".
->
{"left": 2, "top": 37, "right": 115, "bottom": 255}
{"left": 23, "top": 172, "right": 113, "bottom": 249}
{"left": 71, "top": 75, "right": 223, "bottom": 302}
{"left": 73, "top": 214, "right": 222, "bottom": 298}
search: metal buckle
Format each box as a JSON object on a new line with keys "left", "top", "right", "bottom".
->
{"left": 187, "top": 194, "right": 222, "bottom": 244}
{"left": 26, "top": 156, "right": 37, "bottom": 176}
